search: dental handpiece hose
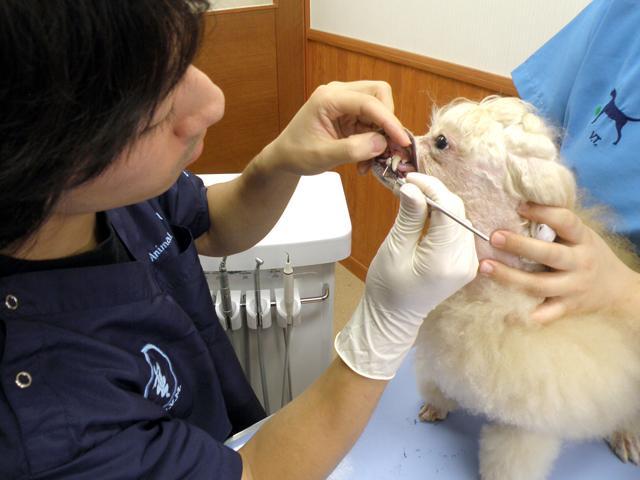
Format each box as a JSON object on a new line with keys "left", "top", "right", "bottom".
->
{"left": 282, "top": 253, "right": 294, "bottom": 405}
{"left": 254, "top": 258, "right": 270, "bottom": 415}
{"left": 284, "top": 253, "right": 294, "bottom": 322}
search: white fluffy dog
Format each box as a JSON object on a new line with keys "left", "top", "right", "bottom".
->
{"left": 410, "top": 97, "right": 640, "bottom": 479}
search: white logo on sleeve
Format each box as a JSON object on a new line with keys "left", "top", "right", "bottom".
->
{"left": 141, "top": 344, "right": 182, "bottom": 411}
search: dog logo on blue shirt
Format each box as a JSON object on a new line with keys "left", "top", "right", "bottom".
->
{"left": 591, "top": 89, "right": 640, "bottom": 145}
{"left": 141, "top": 344, "right": 182, "bottom": 411}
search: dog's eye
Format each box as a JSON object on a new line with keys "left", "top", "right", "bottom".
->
{"left": 435, "top": 134, "right": 449, "bottom": 150}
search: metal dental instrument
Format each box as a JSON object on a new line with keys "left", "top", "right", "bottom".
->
{"left": 219, "top": 256, "right": 233, "bottom": 331}
{"left": 281, "top": 253, "right": 294, "bottom": 406}
{"left": 253, "top": 257, "right": 264, "bottom": 327}
{"left": 389, "top": 173, "right": 490, "bottom": 242}
{"left": 253, "top": 257, "right": 270, "bottom": 415}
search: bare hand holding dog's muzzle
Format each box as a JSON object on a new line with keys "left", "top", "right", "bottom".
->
{"left": 260, "top": 80, "right": 410, "bottom": 176}
{"left": 335, "top": 174, "right": 479, "bottom": 380}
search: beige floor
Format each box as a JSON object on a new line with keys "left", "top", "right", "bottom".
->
{"left": 332, "top": 263, "right": 364, "bottom": 340}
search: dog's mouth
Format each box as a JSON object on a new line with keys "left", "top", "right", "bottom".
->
{"left": 371, "top": 129, "right": 418, "bottom": 190}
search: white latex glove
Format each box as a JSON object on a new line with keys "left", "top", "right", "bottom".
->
{"left": 335, "top": 173, "right": 479, "bottom": 379}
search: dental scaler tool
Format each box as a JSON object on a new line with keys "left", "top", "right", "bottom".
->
{"left": 281, "top": 253, "right": 294, "bottom": 405}
{"left": 388, "top": 173, "right": 490, "bottom": 242}
{"left": 254, "top": 257, "right": 270, "bottom": 414}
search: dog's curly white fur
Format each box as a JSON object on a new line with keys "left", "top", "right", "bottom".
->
{"left": 413, "top": 96, "right": 640, "bottom": 479}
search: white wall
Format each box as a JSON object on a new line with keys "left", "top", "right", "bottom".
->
{"left": 209, "top": 0, "right": 272, "bottom": 11}
{"left": 311, "top": 0, "right": 591, "bottom": 77}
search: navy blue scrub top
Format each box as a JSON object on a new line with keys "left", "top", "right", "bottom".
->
{"left": 0, "top": 171, "right": 265, "bottom": 479}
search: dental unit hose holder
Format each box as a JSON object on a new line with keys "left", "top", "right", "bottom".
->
{"left": 245, "top": 290, "right": 272, "bottom": 329}
{"left": 215, "top": 256, "right": 242, "bottom": 331}
{"left": 275, "top": 287, "right": 302, "bottom": 327}
{"left": 198, "top": 172, "right": 351, "bottom": 414}
{"left": 214, "top": 290, "right": 242, "bottom": 331}
{"left": 276, "top": 253, "right": 301, "bottom": 327}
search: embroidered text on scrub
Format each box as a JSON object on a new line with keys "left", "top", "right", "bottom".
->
{"left": 148, "top": 231, "right": 174, "bottom": 262}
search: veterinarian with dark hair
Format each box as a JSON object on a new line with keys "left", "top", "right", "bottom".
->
{"left": 0, "top": 1, "right": 478, "bottom": 479}
{"left": 478, "top": 0, "right": 640, "bottom": 461}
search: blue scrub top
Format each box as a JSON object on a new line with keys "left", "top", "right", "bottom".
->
{"left": 0, "top": 171, "right": 265, "bottom": 479}
{"left": 512, "top": 0, "right": 640, "bottom": 249}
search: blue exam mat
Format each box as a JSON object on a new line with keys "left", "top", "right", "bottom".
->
{"left": 228, "top": 350, "right": 640, "bottom": 479}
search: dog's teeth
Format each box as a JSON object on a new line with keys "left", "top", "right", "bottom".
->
{"left": 386, "top": 158, "right": 392, "bottom": 166}
{"left": 391, "top": 155, "right": 402, "bottom": 172}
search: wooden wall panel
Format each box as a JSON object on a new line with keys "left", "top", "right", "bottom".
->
{"left": 190, "top": 3, "right": 307, "bottom": 174}
{"left": 307, "top": 35, "right": 515, "bottom": 280}
{"left": 275, "top": 0, "right": 307, "bottom": 129}
{"left": 192, "top": 10, "right": 280, "bottom": 173}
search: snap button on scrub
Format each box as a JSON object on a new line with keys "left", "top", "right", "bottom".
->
{"left": 5, "top": 294, "right": 18, "bottom": 310}
{"left": 15, "top": 371, "right": 32, "bottom": 389}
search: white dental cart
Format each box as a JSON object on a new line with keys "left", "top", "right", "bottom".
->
{"left": 198, "top": 172, "right": 351, "bottom": 413}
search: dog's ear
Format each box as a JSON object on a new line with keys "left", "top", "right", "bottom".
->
{"left": 504, "top": 114, "right": 576, "bottom": 209}
{"left": 506, "top": 153, "right": 576, "bottom": 209}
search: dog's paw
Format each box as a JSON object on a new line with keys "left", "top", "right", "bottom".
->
{"left": 418, "top": 403, "right": 448, "bottom": 423}
{"left": 607, "top": 431, "right": 640, "bottom": 465}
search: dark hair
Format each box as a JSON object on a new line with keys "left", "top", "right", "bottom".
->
{"left": 0, "top": 0, "right": 209, "bottom": 252}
